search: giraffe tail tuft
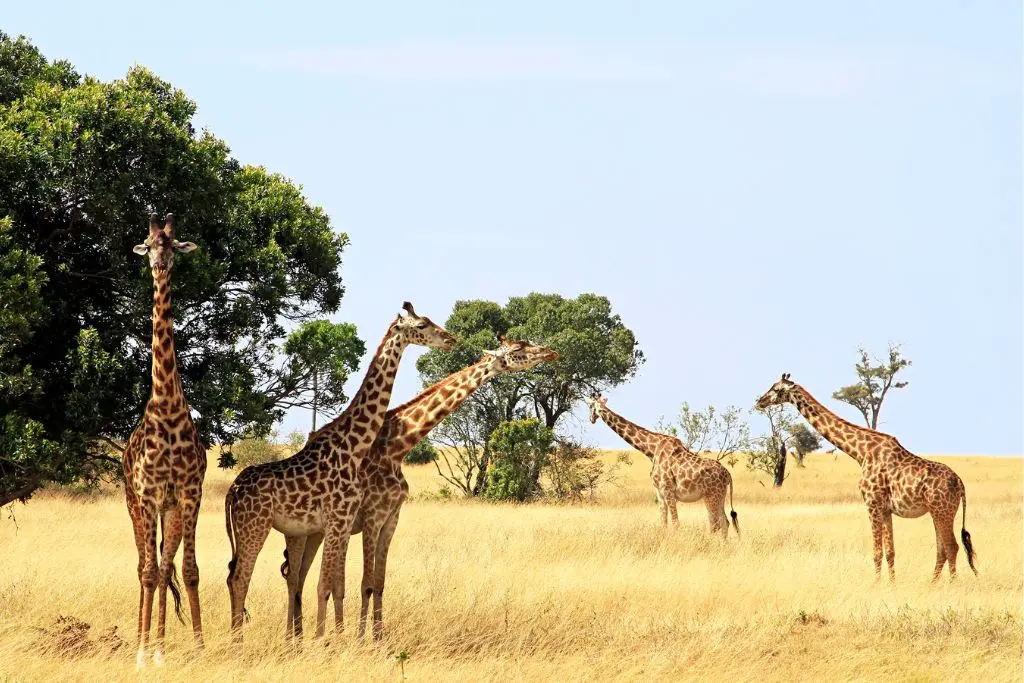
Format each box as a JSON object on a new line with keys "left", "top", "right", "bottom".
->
{"left": 158, "top": 517, "right": 185, "bottom": 624}
{"left": 960, "top": 486, "right": 978, "bottom": 576}
{"left": 728, "top": 474, "right": 740, "bottom": 538}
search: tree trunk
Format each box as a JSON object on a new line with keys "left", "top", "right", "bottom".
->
{"left": 312, "top": 370, "right": 318, "bottom": 432}
{"left": 0, "top": 481, "right": 41, "bottom": 507}
{"left": 773, "top": 442, "right": 788, "bottom": 488}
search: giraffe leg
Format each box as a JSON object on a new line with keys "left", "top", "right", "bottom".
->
{"left": 656, "top": 490, "right": 668, "bottom": 527}
{"left": 931, "top": 516, "right": 948, "bottom": 582}
{"left": 868, "top": 509, "right": 884, "bottom": 580}
{"left": 358, "top": 524, "right": 379, "bottom": 641}
{"left": 136, "top": 503, "right": 159, "bottom": 669}
{"left": 293, "top": 532, "right": 324, "bottom": 639}
{"left": 227, "top": 509, "right": 272, "bottom": 644}
{"left": 179, "top": 494, "right": 204, "bottom": 649}
{"left": 704, "top": 495, "right": 728, "bottom": 540}
{"left": 667, "top": 492, "right": 679, "bottom": 529}
{"left": 315, "top": 529, "right": 348, "bottom": 639}
{"left": 154, "top": 506, "right": 183, "bottom": 664}
{"left": 284, "top": 535, "right": 307, "bottom": 640}
{"left": 371, "top": 510, "right": 402, "bottom": 641}
{"left": 937, "top": 513, "right": 959, "bottom": 580}
{"left": 881, "top": 512, "right": 896, "bottom": 582}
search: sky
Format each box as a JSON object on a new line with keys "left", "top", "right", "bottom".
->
{"left": 7, "top": 1, "right": 1022, "bottom": 454}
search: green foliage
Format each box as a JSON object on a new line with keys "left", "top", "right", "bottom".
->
{"left": 285, "top": 429, "right": 307, "bottom": 455}
{"left": 748, "top": 406, "right": 822, "bottom": 487}
{"left": 404, "top": 438, "right": 438, "bottom": 465}
{"left": 658, "top": 402, "right": 750, "bottom": 467}
{"left": 417, "top": 293, "right": 642, "bottom": 498}
{"left": 279, "top": 319, "right": 365, "bottom": 430}
{"left": 484, "top": 419, "right": 555, "bottom": 502}
{"left": 544, "top": 438, "right": 631, "bottom": 501}
{"left": 832, "top": 344, "right": 911, "bottom": 430}
{"left": 229, "top": 430, "right": 282, "bottom": 470}
{"left": 0, "top": 33, "right": 352, "bottom": 504}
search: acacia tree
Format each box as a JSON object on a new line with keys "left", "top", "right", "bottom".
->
{"left": 417, "top": 294, "right": 643, "bottom": 497}
{"left": 832, "top": 344, "right": 911, "bottom": 430}
{"left": 0, "top": 34, "right": 355, "bottom": 505}
{"left": 658, "top": 403, "right": 751, "bottom": 466}
{"left": 748, "top": 406, "right": 821, "bottom": 487}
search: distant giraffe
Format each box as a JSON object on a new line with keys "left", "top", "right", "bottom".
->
{"left": 584, "top": 395, "right": 739, "bottom": 536}
{"left": 123, "top": 213, "right": 205, "bottom": 668}
{"left": 224, "top": 302, "right": 456, "bottom": 643}
{"left": 756, "top": 373, "right": 977, "bottom": 581}
{"left": 280, "top": 336, "right": 559, "bottom": 641}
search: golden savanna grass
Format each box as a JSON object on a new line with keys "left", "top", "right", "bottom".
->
{"left": 1, "top": 452, "right": 1021, "bottom": 682}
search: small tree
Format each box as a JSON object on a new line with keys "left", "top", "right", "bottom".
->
{"left": 544, "top": 437, "right": 631, "bottom": 501}
{"left": 431, "top": 405, "right": 489, "bottom": 496}
{"left": 484, "top": 419, "right": 555, "bottom": 502}
{"left": 404, "top": 438, "right": 438, "bottom": 465}
{"left": 285, "top": 429, "right": 306, "bottom": 455}
{"left": 747, "top": 406, "right": 819, "bottom": 487}
{"left": 229, "top": 429, "right": 282, "bottom": 470}
{"left": 658, "top": 403, "right": 750, "bottom": 466}
{"left": 278, "top": 320, "right": 365, "bottom": 432}
{"left": 832, "top": 344, "right": 911, "bottom": 430}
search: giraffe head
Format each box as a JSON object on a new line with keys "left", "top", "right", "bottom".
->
{"left": 583, "top": 393, "right": 608, "bottom": 424}
{"left": 133, "top": 213, "right": 196, "bottom": 273}
{"left": 755, "top": 373, "right": 798, "bottom": 410}
{"left": 481, "top": 334, "right": 559, "bottom": 373}
{"left": 393, "top": 302, "right": 457, "bottom": 351}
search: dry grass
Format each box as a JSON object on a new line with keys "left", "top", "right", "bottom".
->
{"left": 1, "top": 452, "right": 1021, "bottom": 682}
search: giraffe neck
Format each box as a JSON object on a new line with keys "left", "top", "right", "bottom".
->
{"left": 788, "top": 384, "right": 868, "bottom": 466}
{"left": 149, "top": 268, "right": 185, "bottom": 410}
{"left": 322, "top": 321, "right": 408, "bottom": 444}
{"left": 377, "top": 358, "right": 499, "bottom": 462}
{"left": 597, "top": 404, "right": 672, "bottom": 460}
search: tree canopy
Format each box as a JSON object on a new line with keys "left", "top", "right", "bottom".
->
{"left": 832, "top": 344, "right": 911, "bottom": 430}
{"left": 0, "top": 33, "right": 356, "bottom": 505}
{"left": 417, "top": 293, "right": 643, "bottom": 496}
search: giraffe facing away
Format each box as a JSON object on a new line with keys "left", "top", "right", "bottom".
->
{"left": 224, "top": 302, "right": 456, "bottom": 643}
{"left": 756, "top": 373, "right": 977, "bottom": 582}
{"left": 583, "top": 395, "right": 739, "bottom": 536}
{"left": 123, "top": 213, "right": 206, "bottom": 669}
{"left": 279, "top": 335, "right": 560, "bottom": 641}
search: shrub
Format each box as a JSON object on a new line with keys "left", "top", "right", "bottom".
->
{"left": 484, "top": 419, "right": 554, "bottom": 502}
{"left": 230, "top": 430, "right": 282, "bottom": 469}
{"left": 404, "top": 438, "right": 438, "bottom": 464}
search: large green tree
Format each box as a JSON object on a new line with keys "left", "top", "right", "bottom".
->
{"left": 417, "top": 293, "right": 643, "bottom": 496}
{"left": 0, "top": 34, "right": 356, "bottom": 505}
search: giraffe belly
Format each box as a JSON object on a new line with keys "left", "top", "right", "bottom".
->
{"left": 675, "top": 487, "right": 702, "bottom": 503}
{"left": 892, "top": 502, "right": 928, "bottom": 518}
{"left": 273, "top": 511, "right": 323, "bottom": 536}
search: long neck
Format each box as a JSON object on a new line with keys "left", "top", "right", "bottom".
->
{"left": 376, "top": 359, "right": 498, "bottom": 462}
{"left": 328, "top": 322, "right": 407, "bottom": 440}
{"left": 596, "top": 404, "right": 673, "bottom": 460}
{"left": 788, "top": 384, "right": 868, "bottom": 466}
{"left": 149, "top": 268, "right": 185, "bottom": 408}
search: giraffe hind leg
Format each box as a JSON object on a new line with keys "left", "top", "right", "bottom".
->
{"left": 179, "top": 494, "right": 204, "bottom": 648}
{"left": 135, "top": 504, "right": 159, "bottom": 669}
{"left": 226, "top": 507, "right": 273, "bottom": 644}
{"left": 154, "top": 506, "right": 184, "bottom": 664}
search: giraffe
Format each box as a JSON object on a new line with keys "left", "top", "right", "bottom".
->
{"left": 122, "top": 213, "right": 206, "bottom": 669}
{"left": 224, "top": 302, "right": 456, "bottom": 643}
{"left": 583, "top": 394, "right": 739, "bottom": 537}
{"left": 755, "top": 373, "right": 977, "bottom": 581}
{"left": 278, "top": 335, "right": 559, "bottom": 641}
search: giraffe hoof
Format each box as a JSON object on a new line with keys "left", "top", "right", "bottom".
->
{"left": 153, "top": 649, "right": 166, "bottom": 666}
{"left": 136, "top": 650, "right": 147, "bottom": 670}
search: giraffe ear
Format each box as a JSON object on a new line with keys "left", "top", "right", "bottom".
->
{"left": 402, "top": 301, "right": 417, "bottom": 317}
{"left": 133, "top": 243, "right": 149, "bottom": 255}
{"left": 173, "top": 241, "right": 197, "bottom": 253}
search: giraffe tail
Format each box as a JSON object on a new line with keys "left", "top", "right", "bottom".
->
{"left": 225, "top": 487, "right": 238, "bottom": 582}
{"left": 158, "top": 513, "right": 185, "bottom": 624}
{"left": 728, "top": 474, "right": 740, "bottom": 538}
{"left": 960, "top": 484, "right": 978, "bottom": 576}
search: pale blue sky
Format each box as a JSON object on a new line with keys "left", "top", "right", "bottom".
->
{"left": 8, "top": 1, "right": 1021, "bottom": 454}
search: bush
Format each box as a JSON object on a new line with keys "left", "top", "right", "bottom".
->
{"left": 484, "top": 419, "right": 554, "bottom": 502}
{"left": 404, "top": 438, "right": 438, "bottom": 464}
{"left": 285, "top": 429, "right": 307, "bottom": 455}
{"left": 230, "top": 430, "right": 282, "bottom": 470}
{"left": 544, "top": 439, "right": 632, "bottom": 501}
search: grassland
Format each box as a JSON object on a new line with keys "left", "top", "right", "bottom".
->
{"left": 0, "top": 452, "right": 1020, "bottom": 682}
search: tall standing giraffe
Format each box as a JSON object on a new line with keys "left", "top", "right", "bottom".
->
{"left": 755, "top": 373, "right": 977, "bottom": 581}
{"left": 224, "top": 302, "right": 456, "bottom": 643}
{"left": 123, "top": 213, "right": 205, "bottom": 668}
{"left": 584, "top": 395, "right": 739, "bottom": 536}
{"left": 279, "top": 336, "right": 559, "bottom": 641}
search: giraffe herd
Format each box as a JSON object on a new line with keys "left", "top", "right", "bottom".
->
{"left": 124, "top": 214, "right": 978, "bottom": 668}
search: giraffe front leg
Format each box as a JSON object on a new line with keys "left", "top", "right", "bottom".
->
{"left": 294, "top": 532, "right": 324, "bottom": 640}
{"left": 881, "top": 512, "right": 895, "bottom": 582}
{"left": 358, "top": 525, "right": 378, "bottom": 641}
{"left": 315, "top": 531, "right": 343, "bottom": 639}
{"left": 180, "top": 495, "right": 204, "bottom": 649}
{"left": 656, "top": 489, "right": 668, "bottom": 527}
{"left": 155, "top": 507, "right": 184, "bottom": 665}
{"left": 136, "top": 504, "right": 159, "bottom": 670}
{"left": 284, "top": 535, "right": 307, "bottom": 641}
{"left": 868, "top": 510, "right": 884, "bottom": 581}
{"left": 372, "top": 511, "right": 402, "bottom": 641}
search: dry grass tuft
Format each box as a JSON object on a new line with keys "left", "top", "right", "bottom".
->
{"left": 1, "top": 451, "right": 1021, "bottom": 682}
